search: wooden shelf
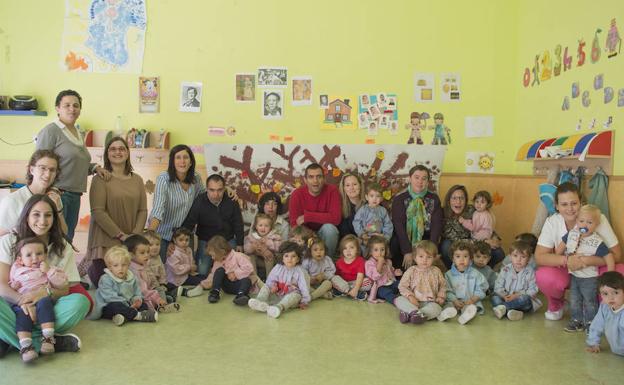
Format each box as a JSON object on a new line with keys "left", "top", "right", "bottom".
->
{"left": 0, "top": 110, "right": 47, "bottom": 116}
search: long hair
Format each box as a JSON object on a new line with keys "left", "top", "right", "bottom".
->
{"left": 103, "top": 136, "right": 133, "bottom": 175}
{"left": 14, "top": 194, "right": 66, "bottom": 258}
{"left": 339, "top": 173, "right": 364, "bottom": 219}
{"left": 443, "top": 185, "right": 469, "bottom": 218}
{"left": 167, "top": 145, "right": 196, "bottom": 184}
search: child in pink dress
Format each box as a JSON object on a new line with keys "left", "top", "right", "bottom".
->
{"left": 165, "top": 227, "right": 206, "bottom": 298}
{"left": 459, "top": 191, "right": 495, "bottom": 241}
{"left": 244, "top": 213, "right": 282, "bottom": 280}
{"left": 364, "top": 235, "right": 400, "bottom": 304}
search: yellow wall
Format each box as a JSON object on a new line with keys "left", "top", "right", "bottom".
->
{"left": 0, "top": 0, "right": 518, "bottom": 172}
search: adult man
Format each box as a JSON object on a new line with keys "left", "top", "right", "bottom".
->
{"left": 289, "top": 163, "right": 342, "bottom": 257}
{"left": 182, "top": 174, "right": 243, "bottom": 275}
{"left": 183, "top": 87, "right": 200, "bottom": 108}
{"left": 264, "top": 92, "right": 282, "bottom": 116}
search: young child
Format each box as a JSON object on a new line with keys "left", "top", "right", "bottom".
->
{"left": 289, "top": 225, "right": 315, "bottom": 248}
{"left": 491, "top": 241, "right": 540, "bottom": 321}
{"left": 473, "top": 241, "right": 497, "bottom": 294}
{"left": 165, "top": 227, "right": 207, "bottom": 298}
{"left": 244, "top": 213, "right": 282, "bottom": 280}
{"left": 459, "top": 190, "right": 495, "bottom": 241}
{"left": 301, "top": 237, "right": 345, "bottom": 300}
{"left": 203, "top": 235, "right": 254, "bottom": 305}
{"left": 502, "top": 233, "right": 538, "bottom": 271}
{"left": 444, "top": 240, "right": 488, "bottom": 325}
{"left": 9, "top": 237, "right": 68, "bottom": 362}
{"left": 395, "top": 240, "right": 456, "bottom": 324}
{"left": 143, "top": 230, "right": 171, "bottom": 301}
{"left": 586, "top": 272, "right": 624, "bottom": 356}
{"left": 364, "top": 236, "right": 400, "bottom": 304}
{"left": 555, "top": 204, "right": 615, "bottom": 332}
{"left": 333, "top": 235, "right": 372, "bottom": 300}
{"left": 125, "top": 235, "right": 180, "bottom": 313}
{"left": 353, "top": 183, "right": 393, "bottom": 251}
{"left": 248, "top": 242, "right": 311, "bottom": 318}
{"left": 93, "top": 246, "right": 158, "bottom": 326}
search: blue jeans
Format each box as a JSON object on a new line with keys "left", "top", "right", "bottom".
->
{"left": 60, "top": 191, "right": 82, "bottom": 242}
{"left": 376, "top": 280, "right": 400, "bottom": 304}
{"left": 569, "top": 275, "right": 598, "bottom": 323}
{"left": 195, "top": 238, "right": 237, "bottom": 276}
{"left": 317, "top": 224, "right": 339, "bottom": 258}
{"left": 159, "top": 239, "right": 171, "bottom": 264}
{"left": 491, "top": 294, "right": 533, "bottom": 312}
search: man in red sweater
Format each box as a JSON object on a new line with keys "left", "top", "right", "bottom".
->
{"left": 289, "top": 163, "right": 342, "bottom": 257}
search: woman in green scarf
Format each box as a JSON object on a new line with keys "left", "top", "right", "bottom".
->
{"left": 390, "top": 165, "right": 443, "bottom": 270}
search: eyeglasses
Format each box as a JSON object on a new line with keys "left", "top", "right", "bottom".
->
{"left": 450, "top": 196, "right": 466, "bottom": 201}
{"left": 108, "top": 146, "right": 128, "bottom": 153}
{"left": 34, "top": 165, "right": 57, "bottom": 174}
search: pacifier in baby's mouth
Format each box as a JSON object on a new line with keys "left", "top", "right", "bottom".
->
{"left": 579, "top": 227, "right": 589, "bottom": 234}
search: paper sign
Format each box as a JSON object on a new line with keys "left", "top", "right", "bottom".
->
{"left": 465, "top": 116, "right": 494, "bottom": 138}
{"left": 465, "top": 152, "right": 495, "bottom": 173}
{"left": 208, "top": 126, "right": 226, "bottom": 136}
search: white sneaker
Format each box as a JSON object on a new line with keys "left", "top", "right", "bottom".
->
{"left": 248, "top": 298, "right": 268, "bottom": 313}
{"left": 493, "top": 305, "right": 507, "bottom": 319}
{"left": 112, "top": 314, "right": 125, "bottom": 326}
{"left": 458, "top": 304, "right": 477, "bottom": 325}
{"left": 437, "top": 307, "right": 457, "bottom": 322}
{"left": 544, "top": 308, "right": 564, "bottom": 321}
{"left": 267, "top": 305, "right": 282, "bottom": 319}
{"left": 185, "top": 285, "right": 204, "bottom": 297}
{"left": 507, "top": 310, "right": 524, "bottom": 321}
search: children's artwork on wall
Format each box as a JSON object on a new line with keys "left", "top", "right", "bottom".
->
{"left": 262, "top": 90, "right": 284, "bottom": 119}
{"left": 203, "top": 144, "right": 446, "bottom": 225}
{"left": 576, "top": 119, "right": 583, "bottom": 131}
{"left": 368, "top": 121, "right": 379, "bottom": 136}
{"left": 604, "top": 87, "right": 614, "bottom": 103}
{"left": 606, "top": 18, "right": 621, "bottom": 58}
{"left": 465, "top": 152, "right": 495, "bottom": 173}
{"left": 61, "top": 0, "right": 147, "bottom": 73}
{"left": 227, "top": 126, "right": 237, "bottom": 136}
{"left": 540, "top": 50, "right": 552, "bottom": 81}
{"left": 291, "top": 76, "right": 312, "bottom": 106}
{"left": 139, "top": 76, "right": 159, "bottom": 113}
{"left": 440, "top": 73, "right": 461, "bottom": 102}
{"left": 319, "top": 94, "right": 329, "bottom": 109}
{"left": 562, "top": 96, "right": 570, "bottom": 111}
{"left": 588, "top": 118, "right": 597, "bottom": 130}
{"left": 208, "top": 126, "right": 226, "bottom": 136}
{"left": 603, "top": 116, "right": 613, "bottom": 128}
{"left": 582, "top": 90, "right": 591, "bottom": 107}
{"left": 320, "top": 96, "right": 356, "bottom": 130}
{"left": 257, "top": 67, "right": 287, "bottom": 87}
{"left": 572, "top": 82, "right": 580, "bottom": 98}
{"left": 179, "top": 82, "right": 202, "bottom": 113}
{"left": 235, "top": 74, "right": 256, "bottom": 102}
{"left": 357, "top": 93, "right": 398, "bottom": 129}
{"left": 405, "top": 112, "right": 424, "bottom": 145}
{"left": 389, "top": 120, "right": 398, "bottom": 135}
{"left": 591, "top": 28, "right": 602, "bottom": 63}
{"left": 465, "top": 116, "right": 494, "bottom": 138}
{"left": 594, "top": 74, "right": 604, "bottom": 90}
{"left": 428, "top": 113, "right": 451, "bottom": 145}
{"left": 414, "top": 73, "right": 434, "bottom": 102}
{"left": 618, "top": 89, "right": 624, "bottom": 106}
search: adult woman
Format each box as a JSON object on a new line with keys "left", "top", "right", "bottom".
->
{"left": 257, "top": 192, "right": 289, "bottom": 241}
{"left": 0, "top": 195, "right": 88, "bottom": 356}
{"left": 390, "top": 165, "right": 443, "bottom": 270}
{"left": 0, "top": 150, "right": 67, "bottom": 236}
{"left": 36, "top": 90, "right": 110, "bottom": 241}
{"left": 440, "top": 185, "right": 473, "bottom": 268}
{"left": 80, "top": 137, "right": 147, "bottom": 287}
{"left": 337, "top": 173, "right": 365, "bottom": 239}
{"left": 535, "top": 182, "right": 623, "bottom": 320}
{"left": 148, "top": 144, "right": 205, "bottom": 262}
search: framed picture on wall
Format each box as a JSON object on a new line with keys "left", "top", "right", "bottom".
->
{"left": 179, "top": 81, "right": 202, "bottom": 112}
{"left": 262, "top": 89, "right": 283, "bottom": 119}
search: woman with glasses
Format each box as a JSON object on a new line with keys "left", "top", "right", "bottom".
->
{"left": 79, "top": 137, "right": 147, "bottom": 288}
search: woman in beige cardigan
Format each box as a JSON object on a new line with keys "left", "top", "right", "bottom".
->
{"left": 79, "top": 137, "right": 147, "bottom": 287}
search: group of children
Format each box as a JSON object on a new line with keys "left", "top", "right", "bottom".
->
{"left": 7, "top": 198, "right": 624, "bottom": 362}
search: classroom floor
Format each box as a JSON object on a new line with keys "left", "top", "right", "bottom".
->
{"left": 0, "top": 292, "right": 622, "bottom": 385}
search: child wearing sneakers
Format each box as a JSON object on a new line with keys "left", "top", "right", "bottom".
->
{"left": 93, "top": 246, "right": 158, "bottom": 326}
{"left": 491, "top": 241, "right": 540, "bottom": 321}
{"left": 248, "top": 242, "right": 311, "bottom": 318}
{"left": 395, "top": 240, "right": 456, "bottom": 324}
{"left": 333, "top": 235, "right": 372, "bottom": 300}
{"left": 9, "top": 237, "right": 68, "bottom": 362}
{"left": 204, "top": 235, "right": 254, "bottom": 306}
{"left": 165, "top": 227, "right": 207, "bottom": 298}
{"left": 244, "top": 213, "right": 282, "bottom": 280}
{"left": 353, "top": 183, "right": 393, "bottom": 251}
{"left": 301, "top": 237, "right": 345, "bottom": 300}
{"left": 143, "top": 230, "right": 172, "bottom": 301}
{"left": 473, "top": 241, "right": 497, "bottom": 294}
{"left": 364, "top": 235, "right": 400, "bottom": 304}
{"left": 555, "top": 204, "right": 614, "bottom": 332}
{"left": 586, "top": 272, "right": 624, "bottom": 356}
{"left": 125, "top": 235, "right": 180, "bottom": 313}
{"left": 444, "top": 240, "right": 488, "bottom": 325}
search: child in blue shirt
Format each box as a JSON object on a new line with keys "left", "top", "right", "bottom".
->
{"left": 586, "top": 271, "right": 624, "bottom": 356}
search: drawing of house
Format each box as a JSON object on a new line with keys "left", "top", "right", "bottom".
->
{"left": 325, "top": 99, "right": 352, "bottom": 124}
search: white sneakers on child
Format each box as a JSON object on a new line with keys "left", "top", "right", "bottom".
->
{"left": 186, "top": 285, "right": 204, "bottom": 297}
{"left": 458, "top": 304, "right": 477, "bottom": 325}
{"left": 506, "top": 310, "right": 524, "bottom": 321}
{"left": 544, "top": 308, "right": 564, "bottom": 321}
{"left": 248, "top": 298, "right": 268, "bottom": 313}
{"left": 493, "top": 305, "right": 507, "bottom": 319}
{"left": 112, "top": 314, "right": 126, "bottom": 326}
{"left": 267, "top": 305, "right": 282, "bottom": 319}
{"left": 437, "top": 307, "right": 458, "bottom": 322}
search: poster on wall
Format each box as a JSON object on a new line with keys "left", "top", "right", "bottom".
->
{"left": 139, "top": 76, "right": 159, "bottom": 113}
{"left": 465, "top": 152, "right": 495, "bottom": 173}
{"left": 358, "top": 93, "right": 398, "bottom": 129}
{"left": 257, "top": 67, "right": 288, "bottom": 87}
{"left": 320, "top": 96, "right": 356, "bottom": 130}
{"left": 61, "top": 0, "right": 147, "bottom": 73}
{"left": 440, "top": 73, "right": 461, "bottom": 102}
{"left": 179, "top": 82, "right": 202, "bottom": 113}
{"left": 262, "top": 90, "right": 284, "bottom": 119}
{"left": 464, "top": 116, "right": 494, "bottom": 138}
{"left": 292, "top": 76, "right": 312, "bottom": 106}
{"left": 235, "top": 73, "right": 256, "bottom": 102}
{"left": 414, "top": 73, "right": 435, "bottom": 102}
{"left": 204, "top": 144, "right": 446, "bottom": 225}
